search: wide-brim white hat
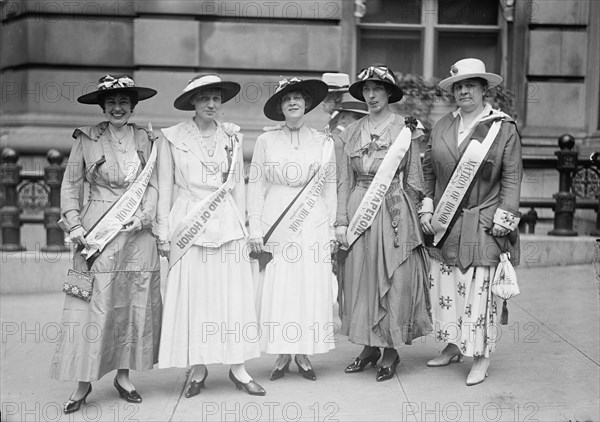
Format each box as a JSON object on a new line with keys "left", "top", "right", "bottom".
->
{"left": 438, "top": 58, "right": 503, "bottom": 91}
{"left": 174, "top": 74, "right": 240, "bottom": 110}
{"left": 322, "top": 72, "right": 350, "bottom": 93}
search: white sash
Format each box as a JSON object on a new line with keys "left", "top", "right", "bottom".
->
{"left": 431, "top": 118, "right": 503, "bottom": 246}
{"left": 268, "top": 133, "right": 335, "bottom": 246}
{"left": 82, "top": 125, "right": 158, "bottom": 259}
{"left": 343, "top": 126, "right": 412, "bottom": 250}
{"left": 168, "top": 134, "right": 242, "bottom": 268}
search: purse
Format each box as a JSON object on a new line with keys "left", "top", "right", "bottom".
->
{"left": 490, "top": 234, "right": 520, "bottom": 325}
{"left": 63, "top": 269, "right": 94, "bottom": 302}
{"left": 249, "top": 172, "right": 317, "bottom": 272}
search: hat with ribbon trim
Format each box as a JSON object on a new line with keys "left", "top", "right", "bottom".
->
{"left": 322, "top": 72, "right": 350, "bottom": 93}
{"left": 174, "top": 74, "right": 241, "bottom": 110}
{"left": 334, "top": 92, "right": 369, "bottom": 115}
{"left": 263, "top": 77, "right": 329, "bottom": 121}
{"left": 349, "top": 64, "right": 403, "bottom": 103}
{"left": 438, "top": 58, "right": 503, "bottom": 92}
{"left": 77, "top": 74, "right": 157, "bottom": 105}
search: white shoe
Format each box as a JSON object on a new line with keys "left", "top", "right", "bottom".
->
{"left": 466, "top": 356, "right": 490, "bottom": 386}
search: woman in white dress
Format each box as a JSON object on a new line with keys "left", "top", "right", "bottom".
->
{"left": 155, "top": 74, "right": 265, "bottom": 396}
{"left": 248, "top": 77, "right": 336, "bottom": 381}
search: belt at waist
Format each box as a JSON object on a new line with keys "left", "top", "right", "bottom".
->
{"left": 355, "top": 175, "right": 400, "bottom": 189}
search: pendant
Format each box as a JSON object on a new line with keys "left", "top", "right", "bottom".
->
{"left": 208, "top": 150, "right": 214, "bottom": 157}
{"left": 294, "top": 146, "right": 300, "bottom": 150}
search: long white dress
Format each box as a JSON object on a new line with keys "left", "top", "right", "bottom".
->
{"left": 156, "top": 120, "right": 260, "bottom": 366}
{"left": 247, "top": 127, "right": 337, "bottom": 355}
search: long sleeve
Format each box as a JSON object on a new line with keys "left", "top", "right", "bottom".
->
{"left": 247, "top": 134, "right": 267, "bottom": 239}
{"left": 493, "top": 123, "right": 522, "bottom": 230}
{"left": 60, "top": 136, "right": 85, "bottom": 231}
{"left": 230, "top": 135, "right": 246, "bottom": 219}
{"left": 421, "top": 129, "right": 436, "bottom": 214}
{"left": 335, "top": 133, "right": 354, "bottom": 226}
{"left": 322, "top": 139, "right": 337, "bottom": 240}
{"left": 155, "top": 133, "right": 174, "bottom": 241}
{"left": 134, "top": 139, "right": 158, "bottom": 229}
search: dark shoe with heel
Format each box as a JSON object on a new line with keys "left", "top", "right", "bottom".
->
{"left": 376, "top": 355, "right": 400, "bottom": 382}
{"left": 229, "top": 370, "right": 266, "bottom": 396}
{"left": 185, "top": 368, "right": 208, "bottom": 398}
{"left": 295, "top": 355, "right": 316, "bottom": 381}
{"left": 345, "top": 349, "right": 382, "bottom": 373}
{"left": 64, "top": 384, "right": 92, "bottom": 414}
{"left": 114, "top": 377, "right": 142, "bottom": 403}
{"left": 270, "top": 357, "right": 291, "bottom": 381}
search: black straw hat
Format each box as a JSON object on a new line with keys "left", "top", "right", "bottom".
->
{"left": 349, "top": 64, "right": 403, "bottom": 103}
{"left": 77, "top": 74, "right": 157, "bottom": 105}
{"left": 263, "top": 77, "right": 329, "bottom": 121}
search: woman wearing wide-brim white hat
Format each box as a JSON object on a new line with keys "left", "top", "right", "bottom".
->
{"left": 420, "top": 58, "right": 522, "bottom": 386}
{"left": 437, "top": 58, "right": 503, "bottom": 92}
{"left": 156, "top": 74, "right": 266, "bottom": 397}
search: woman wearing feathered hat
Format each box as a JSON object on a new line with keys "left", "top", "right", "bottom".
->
{"left": 247, "top": 77, "right": 337, "bottom": 382}
{"left": 420, "top": 58, "right": 522, "bottom": 385}
{"left": 334, "top": 64, "right": 432, "bottom": 382}
{"left": 51, "top": 74, "right": 162, "bottom": 413}
{"left": 155, "top": 74, "right": 265, "bottom": 396}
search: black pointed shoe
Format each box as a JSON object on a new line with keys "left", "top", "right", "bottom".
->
{"left": 185, "top": 368, "right": 208, "bottom": 398}
{"left": 345, "top": 348, "right": 382, "bottom": 373}
{"left": 270, "top": 357, "right": 291, "bottom": 381}
{"left": 295, "top": 355, "right": 316, "bottom": 381}
{"left": 114, "top": 377, "right": 142, "bottom": 403}
{"left": 229, "top": 370, "right": 266, "bottom": 396}
{"left": 64, "top": 384, "right": 92, "bottom": 414}
{"left": 376, "top": 355, "right": 400, "bottom": 382}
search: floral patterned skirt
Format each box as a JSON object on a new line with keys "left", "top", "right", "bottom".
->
{"left": 429, "top": 259, "right": 499, "bottom": 357}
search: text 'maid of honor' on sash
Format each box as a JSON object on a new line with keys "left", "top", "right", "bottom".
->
{"left": 82, "top": 123, "right": 158, "bottom": 259}
{"left": 431, "top": 115, "right": 505, "bottom": 246}
{"left": 167, "top": 132, "right": 242, "bottom": 269}
{"left": 343, "top": 126, "right": 413, "bottom": 250}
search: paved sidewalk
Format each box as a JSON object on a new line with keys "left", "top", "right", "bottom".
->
{"left": 1, "top": 264, "right": 598, "bottom": 422}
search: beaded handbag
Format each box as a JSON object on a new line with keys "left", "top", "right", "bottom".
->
{"left": 63, "top": 269, "right": 94, "bottom": 302}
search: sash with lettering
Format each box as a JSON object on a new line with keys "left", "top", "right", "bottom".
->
{"left": 82, "top": 124, "right": 158, "bottom": 260}
{"left": 343, "top": 125, "right": 413, "bottom": 250}
{"left": 167, "top": 130, "right": 242, "bottom": 269}
{"left": 431, "top": 111, "right": 508, "bottom": 246}
{"left": 267, "top": 133, "right": 335, "bottom": 246}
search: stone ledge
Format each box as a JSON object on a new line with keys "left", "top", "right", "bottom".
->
{"left": 519, "top": 234, "right": 597, "bottom": 268}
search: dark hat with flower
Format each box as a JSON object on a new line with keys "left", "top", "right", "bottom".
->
{"left": 263, "top": 77, "right": 329, "bottom": 121}
{"left": 174, "top": 74, "right": 241, "bottom": 111}
{"left": 349, "top": 64, "right": 403, "bottom": 103}
{"left": 77, "top": 74, "right": 157, "bottom": 105}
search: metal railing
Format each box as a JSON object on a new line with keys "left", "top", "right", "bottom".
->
{"left": 1, "top": 133, "right": 599, "bottom": 250}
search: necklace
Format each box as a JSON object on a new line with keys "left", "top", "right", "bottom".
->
{"left": 109, "top": 125, "right": 131, "bottom": 155}
{"left": 368, "top": 112, "right": 393, "bottom": 129}
{"left": 285, "top": 123, "right": 304, "bottom": 149}
{"left": 194, "top": 120, "right": 218, "bottom": 157}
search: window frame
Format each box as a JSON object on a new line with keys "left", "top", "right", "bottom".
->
{"left": 356, "top": 0, "right": 504, "bottom": 80}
